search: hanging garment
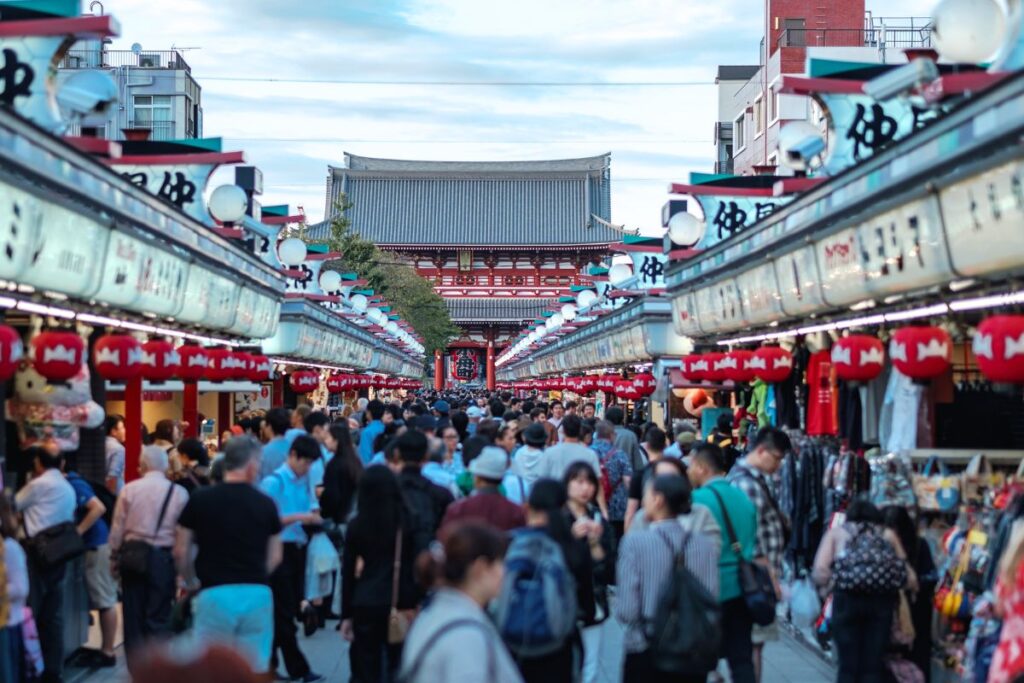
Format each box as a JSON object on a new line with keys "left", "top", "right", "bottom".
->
{"left": 880, "top": 369, "right": 923, "bottom": 453}
{"left": 837, "top": 382, "right": 864, "bottom": 450}
{"left": 806, "top": 351, "right": 837, "bottom": 436}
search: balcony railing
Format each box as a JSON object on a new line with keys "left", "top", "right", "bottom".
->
{"left": 58, "top": 49, "right": 192, "bottom": 73}
{"left": 128, "top": 120, "right": 177, "bottom": 141}
{"left": 777, "top": 27, "right": 932, "bottom": 51}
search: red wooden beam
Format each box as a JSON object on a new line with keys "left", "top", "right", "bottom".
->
{"left": 668, "top": 248, "right": 703, "bottom": 260}
{"left": 0, "top": 14, "right": 119, "bottom": 37}
{"left": 669, "top": 183, "right": 775, "bottom": 197}
{"left": 211, "top": 227, "right": 245, "bottom": 239}
{"left": 63, "top": 136, "right": 122, "bottom": 158}
{"left": 107, "top": 151, "right": 246, "bottom": 166}
{"left": 774, "top": 177, "right": 826, "bottom": 195}
{"left": 306, "top": 251, "right": 343, "bottom": 261}
{"left": 777, "top": 75, "right": 867, "bottom": 96}
{"left": 261, "top": 214, "right": 305, "bottom": 225}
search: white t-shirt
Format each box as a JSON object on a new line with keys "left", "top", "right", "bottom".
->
{"left": 539, "top": 441, "right": 601, "bottom": 480}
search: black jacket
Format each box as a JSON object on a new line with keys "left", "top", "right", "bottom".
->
{"left": 342, "top": 515, "right": 420, "bottom": 617}
{"left": 398, "top": 467, "right": 454, "bottom": 555}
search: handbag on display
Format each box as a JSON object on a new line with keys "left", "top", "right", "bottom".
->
{"left": 387, "top": 529, "right": 417, "bottom": 644}
{"left": 962, "top": 454, "right": 1004, "bottom": 506}
{"left": 25, "top": 521, "right": 85, "bottom": 569}
{"left": 118, "top": 482, "right": 174, "bottom": 576}
{"left": 868, "top": 450, "right": 918, "bottom": 509}
{"left": 935, "top": 528, "right": 988, "bottom": 621}
{"left": 914, "top": 456, "right": 961, "bottom": 512}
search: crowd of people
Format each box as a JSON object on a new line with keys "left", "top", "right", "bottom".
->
{"left": 8, "top": 388, "right": 1023, "bottom": 683}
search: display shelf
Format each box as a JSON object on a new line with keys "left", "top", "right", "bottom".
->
{"left": 906, "top": 450, "right": 1024, "bottom": 467}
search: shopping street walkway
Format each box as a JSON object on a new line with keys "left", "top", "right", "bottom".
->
{"left": 71, "top": 610, "right": 835, "bottom": 683}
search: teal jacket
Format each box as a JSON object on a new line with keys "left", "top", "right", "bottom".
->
{"left": 692, "top": 477, "right": 758, "bottom": 602}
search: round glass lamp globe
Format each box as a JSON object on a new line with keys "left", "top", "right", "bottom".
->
{"left": 385, "top": 321, "right": 399, "bottom": 335}
{"left": 349, "top": 293, "right": 368, "bottom": 313}
{"left": 608, "top": 263, "right": 633, "bottom": 286}
{"left": 367, "top": 308, "right": 385, "bottom": 324}
{"left": 932, "top": 0, "right": 1006, "bottom": 64}
{"left": 208, "top": 185, "right": 248, "bottom": 223}
{"left": 319, "top": 270, "right": 342, "bottom": 292}
{"left": 561, "top": 303, "right": 577, "bottom": 321}
{"left": 667, "top": 211, "right": 705, "bottom": 248}
{"left": 277, "top": 237, "right": 308, "bottom": 267}
{"left": 576, "top": 289, "right": 598, "bottom": 309}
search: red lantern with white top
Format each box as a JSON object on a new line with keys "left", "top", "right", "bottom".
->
{"left": 578, "top": 375, "right": 598, "bottom": 394}
{"left": 751, "top": 346, "right": 793, "bottom": 383}
{"left": 0, "top": 325, "right": 22, "bottom": 381}
{"left": 702, "top": 352, "right": 728, "bottom": 382}
{"left": 974, "top": 315, "right": 1024, "bottom": 383}
{"left": 140, "top": 340, "right": 180, "bottom": 382}
{"left": 290, "top": 370, "right": 320, "bottom": 394}
{"left": 205, "top": 348, "right": 234, "bottom": 382}
{"left": 614, "top": 379, "right": 641, "bottom": 401}
{"left": 597, "top": 374, "right": 617, "bottom": 392}
{"left": 249, "top": 355, "right": 273, "bottom": 382}
{"left": 34, "top": 330, "right": 85, "bottom": 382}
{"left": 890, "top": 326, "right": 952, "bottom": 380}
{"left": 177, "top": 345, "right": 209, "bottom": 381}
{"left": 230, "top": 351, "right": 253, "bottom": 380}
{"left": 632, "top": 373, "right": 657, "bottom": 397}
{"left": 831, "top": 335, "right": 885, "bottom": 382}
{"left": 93, "top": 334, "right": 143, "bottom": 381}
{"left": 722, "top": 350, "right": 757, "bottom": 384}
{"left": 326, "top": 374, "right": 345, "bottom": 394}
{"left": 682, "top": 354, "right": 709, "bottom": 382}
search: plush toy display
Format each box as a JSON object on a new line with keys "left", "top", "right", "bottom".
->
{"left": 7, "top": 359, "right": 105, "bottom": 452}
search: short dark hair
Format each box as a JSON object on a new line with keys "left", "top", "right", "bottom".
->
{"left": 304, "top": 411, "right": 330, "bottom": 434}
{"left": 489, "top": 399, "right": 505, "bottom": 418}
{"left": 529, "top": 407, "right": 546, "bottom": 420}
{"left": 716, "top": 413, "right": 733, "bottom": 433}
{"left": 28, "top": 446, "right": 61, "bottom": 471}
{"left": 550, "top": 400, "right": 563, "bottom": 409}
{"left": 846, "top": 498, "right": 883, "bottom": 524}
{"left": 650, "top": 474, "right": 692, "bottom": 516}
{"left": 652, "top": 457, "right": 687, "bottom": 479}
{"left": 154, "top": 419, "right": 176, "bottom": 443}
{"left": 644, "top": 426, "right": 667, "bottom": 451}
{"left": 397, "top": 430, "right": 428, "bottom": 464}
{"left": 583, "top": 402, "right": 596, "bottom": 412}
{"left": 104, "top": 414, "right": 124, "bottom": 436}
{"left": 407, "top": 403, "right": 426, "bottom": 417}
{"left": 266, "top": 407, "right": 291, "bottom": 436}
{"left": 290, "top": 435, "right": 321, "bottom": 462}
{"left": 367, "top": 399, "right": 386, "bottom": 420}
{"left": 752, "top": 426, "right": 792, "bottom": 455}
{"left": 475, "top": 419, "right": 500, "bottom": 443}
{"left": 691, "top": 442, "right": 726, "bottom": 474}
{"left": 605, "top": 406, "right": 625, "bottom": 425}
{"left": 561, "top": 414, "right": 583, "bottom": 439}
{"left": 177, "top": 438, "right": 209, "bottom": 467}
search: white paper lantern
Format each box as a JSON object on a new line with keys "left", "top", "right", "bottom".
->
{"left": 667, "top": 211, "right": 705, "bottom": 248}
{"left": 319, "top": 270, "right": 342, "bottom": 292}
{"left": 385, "top": 321, "right": 399, "bottom": 335}
{"left": 208, "top": 184, "right": 248, "bottom": 223}
{"left": 367, "top": 308, "right": 385, "bottom": 325}
{"left": 932, "top": 0, "right": 1006, "bottom": 64}
{"left": 576, "top": 289, "right": 598, "bottom": 309}
{"left": 608, "top": 263, "right": 633, "bottom": 286}
{"left": 561, "top": 303, "right": 577, "bottom": 321}
{"left": 349, "top": 293, "right": 368, "bottom": 313}
{"left": 277, "top": 237, "right": 307, "bottom": 267}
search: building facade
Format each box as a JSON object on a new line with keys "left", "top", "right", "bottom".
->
{"left": 309, "top": 153, "right": 620, "bottom": 386}
{"left": 58, "top": 41, "right": 202, "bottom": 140}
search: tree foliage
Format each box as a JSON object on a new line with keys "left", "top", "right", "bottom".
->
{"left": 314, "top": 196, "right": 459, "bottom": 357}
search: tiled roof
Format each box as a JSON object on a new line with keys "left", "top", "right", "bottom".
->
{"left": 445, "top": 298, "right": 556, "bottom": 322}
{"left": 309, "top": 153, "right": 617, "bottom": 247}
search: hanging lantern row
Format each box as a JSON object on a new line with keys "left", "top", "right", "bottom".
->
{"left": 506, "top": 372, "right": 656, "bottom": 399}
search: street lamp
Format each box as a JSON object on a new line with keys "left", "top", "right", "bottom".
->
{"left": 277, "top": 237, "right": 307, "bottom": 267}
{"left": 208, "top": 185, "right": 248, "bottom": 224}
{"left": 319, "top": 270, "right": 342, "bottom": 292}
{"left": 608, "top": 263, "right": 633, "bottom": 287}
{"left": 576, "top": 289, "right": 598, "bottom": 309}
{"left": 667, "top": 211, "right": 704, "bottom": 248}
{"left": 349, "top": 293, "right": 368, "bottom": 313}
{"left": 932, "top": 0, "right": 1007, "bottom": 64}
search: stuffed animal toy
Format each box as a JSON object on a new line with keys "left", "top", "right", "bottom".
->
{"left": 7, "top": 360, "right": 104, "bottom": 452}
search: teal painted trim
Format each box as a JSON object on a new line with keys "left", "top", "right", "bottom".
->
{"left": 307, "top": 243, "right": 328, "bottom": 254}
{"left": 689, "top": 172, "right": 733, "bottom": 184}
{"left": 808, "top": 58, "right": 878, "bottom": 78}
{"left": 340, "top": 272, "right": 359, "bottom": 281}
{"left": 262, "top": 204, "right": 289, "bottom": 216}
{"left": 3, "top": 0, "right": 79, "bottom": 17}
{"left": 163, "top": 137, "right": 223, "bottom": 153}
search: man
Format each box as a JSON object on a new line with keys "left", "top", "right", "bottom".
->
{"left": 591, "top": 421, "right": 633, "bottom": 539}
{"left": 488, "top": 398, "right": 506, "bottom": 425}
{"left": 395, "top": 430, "right": 454, "bottom": 555}
{"left": 728, "top": 426, "right": 792, "bottom": 683}
{"left": 564, "top": 401, "right": 578, "bottom": 416}
{"left": 357, "top": 400, "right": 386, "bottom": 465}
{"left": 108, "top": 446, "right": 189, "bottom": 670}
{"left": 606, "top": 406, "right": 646, "bottom": 475}
{"left": 260, "top": 407, "right": 293, "bottom": 480}
{"left": 66, "top": 462, "right": 118, "bottom": 668}
{"left": 432, "top": 400, "right": 452, "bottom": 432}
{"left": 466, "top": 405, "right": 483, "bottom": 436}
{"left": 582, "top": 402, "right": 596, "bottom": 420}
{"left": 688, "top": 442, "right": 758, "bottom": 683}
{"left": 291, "top": 404, "right": 312, "bottom": 431}
{"left": 665, "top": 424, "right": 697, "bottom": 459}
{"left": 624, "top": 427, "right": 668, "bottom": 530}
{"left": 304, "top": 411, "right": 333, "bottom": 491}
{"left": 16, "top": 446, "right": 76, "bottom": 682}
{"left": 176, "top": 436, "right": 283, "bottom": 677}
{"left": 441, "top": 446, "right": 526, "bottom": 532}
{"left": 261, "top": 435, "right": 324, "bottom": 683}
{"left": 510, "top": 422, "right": 548, "bottom": 488}
{"left": 104, "top": 414, "right": 126, "bottom": 494}
{"left": 539, "top": 414, "right": 601, "bottom": 480}
{"left": 548, "top": 400, "right": 565, "bottom": 430}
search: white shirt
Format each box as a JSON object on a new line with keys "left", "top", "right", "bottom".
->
{"left": 538, "top": 441, "right": 601, "bottom": 480}
{"left": 15, "top": 468, "right": 75, "bottom": 537}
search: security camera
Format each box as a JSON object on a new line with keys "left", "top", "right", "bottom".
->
{"left": 777, "top": 121, "right": 827, "bottom": 172}
{"left": 57, "top": 70, "right": 119, "bottom": 117}
{"left": 863, "top": 58, "right": 940, "bottom": 102}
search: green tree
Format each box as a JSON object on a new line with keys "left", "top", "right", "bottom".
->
{"left": 314, "top": 196, "right": 459, "bottom": 357}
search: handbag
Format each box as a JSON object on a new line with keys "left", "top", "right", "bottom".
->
{"left": 962, "top": 454, "right": 1004, "bottom": 505}
{"left": 913, "top": 456, "right": 960, "bottom": 512}
{"left": 387, "top": 528, "right": 416, "bottom": 644}
{"left": 119, "top": 482, "right": 175, "bottom": 576}
{"left": 708, "top": 487, "right": 777, "bottom": 626}
{"left": 26, "top": 521, "right": 85, "bottom": 569}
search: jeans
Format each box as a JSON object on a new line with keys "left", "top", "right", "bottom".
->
{"left": 348, "top": 605, "right": 402, "bottom": 683}
{"left": 270, "top": 543, "right": 311, "bottom": 679}
{"left": 121, "top": 547, "right": 176, "bottom": 669}
{"left": 832, "top": 591, "right": 896, "bottom": 683}
{"left": 582, "top": 623, "right": 603, "bottom": 683}
{"left": 193, "top": 584, "right": 274, "bottom": 674}
{"left": 720, "top": 597, "right": 756, "bottom": 683}
{"left": 28, "top": 554, "right": 66, "bottom": 681}
{"left": 0, "top": 623, "right": 26, "bottom": 683}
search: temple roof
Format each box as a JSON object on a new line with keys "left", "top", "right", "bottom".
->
{"left": 309, "top": 153, "right": 617, "bottom": 247}
{"left": 445, "top": 298, "right": 556, "bottom": 322}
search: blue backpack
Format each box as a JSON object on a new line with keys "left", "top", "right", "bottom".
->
{"left": 493, "top": 528, "right": 577, "bottom": 657}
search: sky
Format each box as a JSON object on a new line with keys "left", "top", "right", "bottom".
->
{"left": 101, "top": 0, "right": 937, "bottom": 233}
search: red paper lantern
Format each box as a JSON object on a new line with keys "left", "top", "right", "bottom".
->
{"left": 890, "top": 326, "right": 951, "bottom": 380}
{"left": 93, "top": 334, "right": 143, "bottom": 381}
{"left": 229, "top": 351, "right": 252, "bottom": 380}
{"left": 290, "top": 370, "right": 320, "bottom": 394}
{"left": 721, "top": 350, "right": 757, "bottom": 384}
{"left": 614, "top": 379, "right": 641, "bottom": 401}
{"left": 140, "top": 340, "right": 180, "bottom": 382}
{"left": 0, "top": 325, "right": 22, "bottom": 381}
{"left": 832, "top": 335, "right": 885, "bottom": 382}
{"left": 973, "top": 316, "right": 1024, "bottom": 383}
{"left": 326, "top": 374, "right": 344, "bottom": 394}
{"left": 632, "top": 373, "right": 657, "bottom": 397}
{"left": 702, "top": 352, "right": 728, "bottom": 382}
{"left": 205, "top": 348, "right": 234, "bottom": 382}
{"left": 578, "top": 375, "right": 598, "bottom": 393}
{"left": 751, "top": 346, "right": 793, "bottom": 383}
{"left": 682, "top": 354, "right": 708, "bottom": 382}
{"left": 249, "top": 355, "right": 273, "bottom": 382}
{"left": 177, "top": 345, "right": 209, "bottom": 381}
{"left": 597, "top": 374, "right": 618, "bottom": 392}
{"left": 34, "top": 330, "right": 85, "bottom": 382}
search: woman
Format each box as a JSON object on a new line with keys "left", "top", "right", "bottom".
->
{"left": 174, "top": 438, "right": 211, "bottom": 493}
{"left": 0, "top": 492, "right": 28, "bottom": 683}
{"left": 498, "top": 424, "right": 529, "bottom": 505}
{"left": 152, "top": 419, "right": 180, "bottom": 456}
{"left": 514, "top": 479, "right": 593, "bottom": 683}
{"left": 320, "top": 423, "right": 364, "bottom": 524}
{"left": 400, "top": 522, "right": 522, "bottom": 682}
{"left": 883, "top": 506, "right": 936, "bottom": 682}
{"left": 450, "top": 411, "right": 470, "bottom": 444}
{"left": 989, "top": 519, "right": 1024, "bottom": 683}
{"left": 341, "top": 466, "right": 419, "bottom": 683}
{"left": 563, "top": 463, "right": 614, "bottom": 683}
{"left": 812, "top": 499, "right": 917, "bottom": 683}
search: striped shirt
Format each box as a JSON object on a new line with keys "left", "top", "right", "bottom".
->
{"left": 729, "top": 460, "right": 787, "bottom": 574}
{"left": 614, "top": 518, "right": 719, "bottom": 653}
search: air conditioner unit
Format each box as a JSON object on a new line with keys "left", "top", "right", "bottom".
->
{"left": 138, "top": 53, "right": 162, "bottom": 67}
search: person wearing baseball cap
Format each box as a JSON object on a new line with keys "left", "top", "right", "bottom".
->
{"left": 465, "top": 405, "right": 483, "bottom": 437}
{"left": 510, "top": 422, "right": 548, "bottom": 490}
{"left": 432, "top": 400, "right": 452, "bottom": 433}
{"left": 440, "top": 447, "right": 526, "bottom": 533}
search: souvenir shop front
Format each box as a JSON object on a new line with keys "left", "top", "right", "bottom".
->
{"left": 666, "top": 67, "right": 1024, "bottom": 679}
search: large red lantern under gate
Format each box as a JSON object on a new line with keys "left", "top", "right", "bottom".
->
{"left": 205, "top": 348, "right": 234, "bottom": 382}
{"left": 0, "top": 325, "right": 22, "bottom": 381}
{"left": 702, "top": 352, "right": 728, "bottom": 382}
{"left": 141, "top": 340, "right": 180, "bottom": 382}
{"left": 177, "top": 345, "right": 209, "bottom": 381}
{"left": 974, "top": 315, "right": 1024, "bottom": 383}
{"left": 93, "top": 334, "right": 143, "bottom": 381}
{"left": 290, "top": 370, "right": 319, "bottom": 394}
{"left": 832, "top": 335, "right": 885, "bottom": 382}
{"left": 722, "top": 350, "right": 757, "bottom": 384}
{"left": 751, "top": 346, "right": 793, "bottom": 383}
{"left": 682, "top": 354, "right": 709, "bottom": 382}
{"left": 632, "top": 373, "right": 657, "bottom": 397}
{"left": 578, "top": 375, "right": 598, "bottom": 393}
{"left": 890, "top": 326, "right": 951, "bottom": 380}
{"left": 34, "top": 330, "right": 85, "bottom": 382}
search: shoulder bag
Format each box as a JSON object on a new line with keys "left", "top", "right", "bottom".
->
{"left": 26, "top": 520, "right": 85, "bottom": 570}
{"left": 708, "top": 486, "right": 778, "bottom": 626}
{"left": 119, "top": 482, "right": 175, "bottom": 576}
{"left": 387, "top": 528, "right": 418, "bottom": 644}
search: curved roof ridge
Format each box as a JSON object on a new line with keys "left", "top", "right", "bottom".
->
{"left": 342, "top": 152, "right": 611, "bottom": 173}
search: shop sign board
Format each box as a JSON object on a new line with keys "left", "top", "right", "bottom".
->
{"left": 815, "top": 226, "right": 863, "bottom": 307}
{"left": 694, "top": 280, "right": 744, "bottom": 333}
{"left": 941, "top": 159, "right": 1024, "bottom": 277}
{"left": 774, "top": 244, "right": 826, "bottom": 317}
{"left": 21, "top": 201, "right": 109, "bottom": 297}
{"left": 671, "top": 291, "right": 703, "bottom": 337}
{"left": 859, "top": 195, "right": 951, "bottom": 297}
{"left": 734, "top": 262, "right": 783, "bottom": 326}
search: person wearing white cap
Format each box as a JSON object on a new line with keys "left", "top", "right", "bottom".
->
{"left": 440, "top": 447, "right": 526, "bottom": 533}
{"left": 466, "top": 405, "right": 484, "bottom": 437}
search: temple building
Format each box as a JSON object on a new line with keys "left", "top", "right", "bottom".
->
{"left": 309, "top": 153, "right": 619, "bottom": 388}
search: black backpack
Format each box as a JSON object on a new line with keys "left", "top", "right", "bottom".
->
{"left": 648, "top": 530, "right": 722, "bottom": 676}
{"left": 833, "top": 522, "right": 907, "bottom": 595}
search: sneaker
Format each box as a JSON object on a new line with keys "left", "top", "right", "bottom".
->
{"left": 301, "top": 604, "right": 319, "bottom": 637}
{"left": 92, "top": 653, "right": 116, "bottom": 668}
{"left": 297, "top": 673, "right": 325, "bottom": 683}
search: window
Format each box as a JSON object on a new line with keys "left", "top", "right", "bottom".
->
{"left": 769, "top": 88, "right": 778, "bottom": 123}
{"left": 754, "top": 96, "right": 764, "bottom": 135}
{"left": 457, "top": 250, "right": 473, "bottom": 272}
{"left": 133, "top": 95, "right": 172, "bottom": 126}
{"left": 782, "top": 18, "right": 806, "bottom": 47}
{"left": 734, "top": 113, "right": 746, "bottom": 150}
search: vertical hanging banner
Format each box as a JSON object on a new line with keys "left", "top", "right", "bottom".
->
{"left": 450, "top": 348, "right": 479, "bottom": 381}
{"left": 614, "top": 236, "right": 668, "bottom": 290}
